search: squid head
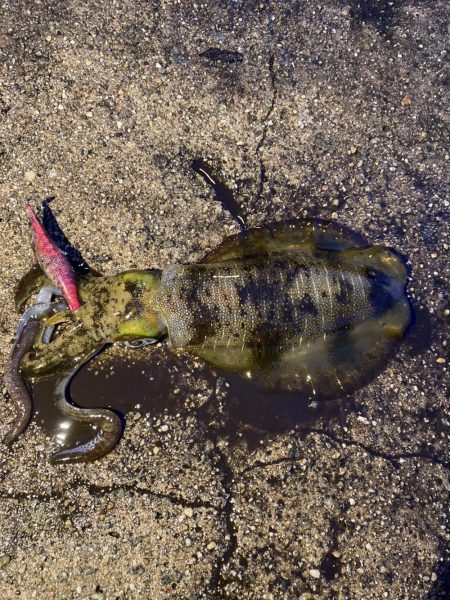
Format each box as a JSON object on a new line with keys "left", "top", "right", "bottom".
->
{"left": 20, "top": 269, "right": 166, "bottom": 381}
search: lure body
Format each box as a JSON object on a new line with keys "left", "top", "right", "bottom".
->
{"left": 27, "top": 205, "right": 81, "bottom": 310}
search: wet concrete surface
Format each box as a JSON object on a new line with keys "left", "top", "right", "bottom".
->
{"left": 0, "top": 1, "right": 449, "bottom": 598}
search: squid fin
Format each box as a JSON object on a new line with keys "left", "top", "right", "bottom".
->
{"left": 338, "top": 246, "right": 409, "bottom": 285}
{"left": 203, "top": 219, "right": 368, "bottom": 263}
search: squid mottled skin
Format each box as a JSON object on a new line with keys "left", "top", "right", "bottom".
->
{"left": 7, "top": 219, "right": 412, "bottom": 463}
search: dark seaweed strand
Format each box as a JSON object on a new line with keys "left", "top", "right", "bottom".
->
{"left": 192, "top": 158, "right": 247, "bottom": 231}
{"left": 3, "top": 319, "right": 41, "bottom": 445}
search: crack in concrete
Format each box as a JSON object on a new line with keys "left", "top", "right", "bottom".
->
{"left": 238, "top": 428, "right": 450, "bottom": 475}
{"left": 4, "top": 429, "right": 446, "bottom": 595}
{"left": 207, "top": 446, "right": 238, "bottom": 596}
{"left": 0, "top": 490, "right": 57, "bottom": 503}
{"left": 0, "top": 480, "right": 221, "bottom": 511}
{"left": 255, "top": 54, "right": 276, "bottom": 205}
{"left": 304, "top": 428, "right": 450, "bottom": 471}
{"left": 255, "top": 2, "right": 278, "bottom": 206}
{"left": 80, "top": 480, "right": 220, "bottom": 511}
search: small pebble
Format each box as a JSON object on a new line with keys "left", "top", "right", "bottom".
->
{"left": 0, "top": 554, "right": 11, "bottom": 569}
{"left": 153, "top": 154, "right": 170, "bottom": 169}
{"left": 309, "top": 568, "right": 320, "bottom": 579}
{"left": 183, "top": 507, "right": 193, "bottom": 518}
{"left": 24, "top": 170, "right": 36, "bottom": 183}
{"left": 436, "top": 357, "right": 446, "bottom": 364}
{"left": 131, "top": 564, "right": 145, "bottom": 575}
{"left": 173, "top": 570, "right": 183, "bottom": 582}
{"left": 401, "top": 95, "right": 412, "bottom": 106}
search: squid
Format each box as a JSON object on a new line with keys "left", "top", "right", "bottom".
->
{"left": 3, "top": 209, "right": 412, "bottom": 464}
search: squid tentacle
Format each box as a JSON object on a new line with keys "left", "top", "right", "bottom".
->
{"left": 35, "top": 286, "right": 64, "bottom": 303}
{"left": 15, "top": 300, "right": 67, "bottom": 340}
{"left": 49, "top": 350, "right": 122, "bottom": 464}
{"left": 15, "top": 286, "right": 67, "bottom": 340}
{"left": 14, "top": 264, "right": 50, "bottom": 313}
{"left": 4, "top": 287, "right": 69, "bottom": 445}
{"left": 3, "top": 319, "right": 41, "bottom": 445}
{"left": 5, "top": 283, "right": 122, "bottom": 460}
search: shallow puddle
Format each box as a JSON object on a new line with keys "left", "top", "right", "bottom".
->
{"left": 27, "top": 298, "right": 422, "bottom": 458}
{"left": 31, "top": 344, "right": 195, "bottom": 450}
{"left": 30, "top": 342, "right": 346, "bottom": 453}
